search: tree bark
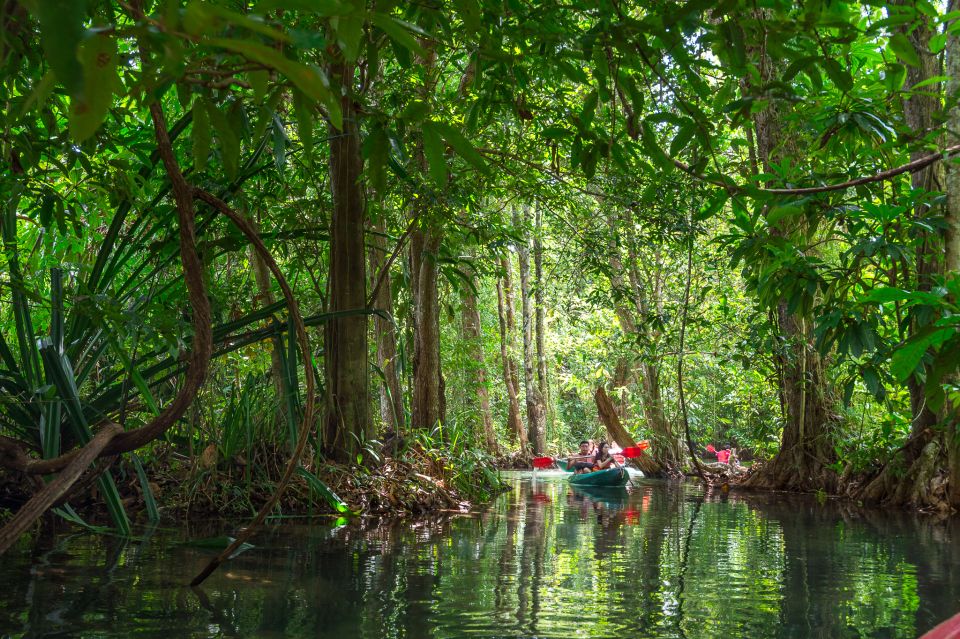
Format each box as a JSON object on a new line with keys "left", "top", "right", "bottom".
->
{"left": 896, "top": 0, "right": 942, "bottom": 438}
{"left": 408, "top": 44, "right": 445, "bottom": 435}
{"left": 534, "top": 206, "right": 552, "bottom": 432}
{"left": 606, "top": 208, "right": 679, "bottom": 469}
{"left": 595, "top": 386, "right": 660, "bottom": 476}
{"left": 324, "top": 60, "right": 370, "bottom": 460}
{"left": 410, "top": 228, "right": 444, "bottom": 432}
{"left": 497, "top": 267, "right": 526, "bottom": 451}
{"left": 941, "top": 1, "right": 960, "bottom": 508}
{"left": 741, "top": 14, "right": 836, "bottom": 492}
{"left": 368, "top": 215, "right": 404, "bottom": 432}
{"left": 516, "top": 206, "right": 546, "bottom": 454}
{"left": 858, "top": 4, "right": 951, "bottom": 507}
{"left": 461, "top": 278, "right": 498, "bottom": 454}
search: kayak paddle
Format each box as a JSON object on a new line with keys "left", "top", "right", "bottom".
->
{"left": 533, "top": 441, "right": 650, "bottom": 468}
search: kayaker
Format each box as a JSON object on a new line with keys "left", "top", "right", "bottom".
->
{"left": 593, "top": 441, "right": 617, "bottom": 471}
{"left": 567, "top": 440, "right": 595, "bottom": 473}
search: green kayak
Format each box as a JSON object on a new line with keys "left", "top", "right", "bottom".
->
{"left": 568, "top": 466, "right": 628, "bottom": 487}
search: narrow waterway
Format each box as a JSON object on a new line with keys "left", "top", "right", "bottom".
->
{"left": 2, "top": 471, "right": 959, "bottom": 638}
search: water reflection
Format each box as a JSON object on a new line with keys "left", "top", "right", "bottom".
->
{"left": 1, "top": 473, "right": 959, "bottom": 638}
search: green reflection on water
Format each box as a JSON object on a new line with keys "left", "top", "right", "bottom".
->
{"left": 1, "top": 473, "right": 958, "bottom": 638}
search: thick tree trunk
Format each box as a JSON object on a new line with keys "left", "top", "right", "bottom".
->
{"left": 410, "top": 228, "right": 444, "bottom": 432}
{"left": 368, "top": 216, "right": 404, "bottom": 432}
{"left": 858, "top": 5, "right": 951, "bottom": 508}
{"left": 897, "top": 0, "right": 942, "bottom": 438}
{"left": 461, "top": 280, "right": 498, "bottom": 454}
{"left": 408, "top": 43, "right": 444, "bottom": 435}
{"left": 516, "top": 206, "right": 546, "bottom": 454}
{"left": 941, "top": 3, "right": 960, "bottom": 508}
{"left": 741, "top": 18, "right": 836, "bottom": 491}
{"left": 497, "top": 269, "right": 526, "bottom": 451}
{"left": 324, "top": 60, "right": 370, "bottom": 460}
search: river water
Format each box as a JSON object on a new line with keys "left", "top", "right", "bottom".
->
{"left": 2, "top": 470, "right": 959, "bottom": 638}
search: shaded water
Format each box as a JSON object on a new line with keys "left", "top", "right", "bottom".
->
{"left": 2, "top": 471, "right": 960, "bottom": 638}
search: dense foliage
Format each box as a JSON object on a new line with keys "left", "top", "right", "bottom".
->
{"left": 1, "top": 0, "right": 960, "bottom": 562}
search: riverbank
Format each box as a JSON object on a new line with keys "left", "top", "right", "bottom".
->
{"left": 0, "top": 443, "right": 505, "bottom": 532}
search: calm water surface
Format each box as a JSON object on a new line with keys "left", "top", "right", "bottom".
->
{"left": 2, "top": 471, "right": 959, "bottom": 638}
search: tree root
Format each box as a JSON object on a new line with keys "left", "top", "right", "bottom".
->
{"left": 0, "top": 423, "right": 121, "bottom": 554}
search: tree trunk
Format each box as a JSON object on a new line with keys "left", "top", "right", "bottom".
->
{"left": 534, "top": 206, "right": 552, "bottom": 432}
{"left": 409, "top": 43, "right": 445, "bottom": 435}
{"left": 410, "top": 228, "right": 444, "bottom": 432}
{"left": 595, "top": 386, "right": 661, "bottom": 476}
{"left": 941, "top": 2, "right": 960, "bottom": 508}
{"left": 324, "top": 60, "right": 370, "bottom": 460}
{"left": 897, "top": 0, "right": 942, "bottom": 438}
{"left": 741, "top": 17, "right": 836, "bottom": 491}
{"left": 606, "top": 208, "right": 680, "bottom": 468}
{"left": 497, "top": 270, "right": 526, "bottom": 451}
{"left": 461, "top": 279, "right": 498, "bottom": 454}
{"left": 368, "top": 215, "right": 404, "bottom": 432}
{"left": 516, "top": 206, "right": 546, "bottom": 454}
{"left": 858, "top": 5, "right": 950, "bottom": 507}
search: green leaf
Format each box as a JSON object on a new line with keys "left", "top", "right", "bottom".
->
{"left": 249, "top": 70, "right": 270, "bottom": 102}
{"left": 669, "top": 119, "right": 696, "bottom": 156}
{"left": 192, "top": 98, "right": 211, "bottom": 171}
{"left": 131, "top": 453, "right": 160, "bottom": 523}
{"left": 861, "top": 287, "right": 911, "bottom": 303}
{"left": 911, "top": 75, "right": 948, "bottom": 90}
{"left": 889, "top": 33, "right": 921, "bottom": 67}
{"left": 293, "top": 89, "right": 315, "bottom": 160}
{"left": 254, "top": 0, "right": 350, "bottom": 15}
{"left": 929, "top": 32, "right": 947, "bottom": 54}
{"left": 332, "top": 14, "right": 364, "bottom": 62}
{"left": 431, "top": 121, "right": 489, "bottom": 175}
{"left": 35, "top": 0, "right": 86, "bottom": 95}
{"left": 891, "top": 329, "right": 951, "bottom": 381}
{"left": 206, "top": 38, "right": 340, "bottom": 128}
{"left": 297, "top": 467, "right": 352, "bottom": 513}
{"left": 69, "top": 32, "right": 119, "bottom": 141}
{"left": 421, "top": 122, "right": 447, "bottom": 186}
{"left": 579, "top": 89, "right": 598, "bottom": 129}
{"left": 369, "top": 13, "right": 426, "bottom": 57}
{"left": 820, "top": 58, "right": 852, "bottom": 92}
{"left": 767, "top": 205, "right": 803, "bottom": 226}
{"left": 640, "top": 120, "right": 672, "bottom": 171}
{"left": 206, "top": 99, "right": 240, "bottom": 179}
{"left": 363, "top": 127, "right": 389, "bottom": 195}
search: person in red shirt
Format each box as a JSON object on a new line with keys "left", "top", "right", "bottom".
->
{"left": 716, "top": 445, "right": 731, "bottom": 464}
{"left": 707, "top": 443, "right": 732, "bottom": 464}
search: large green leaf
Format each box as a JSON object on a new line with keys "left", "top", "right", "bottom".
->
{"left": 422, "top": 122, "right": 447, "bottom": 186}
{"left": 69, "top": 32, "right": 119, "bottom": 141}
{"left": 888, "top": 33, "right": 921, "bottom": 67}
{"left": 35, "top": 0, "right": 86, "bottom": 95}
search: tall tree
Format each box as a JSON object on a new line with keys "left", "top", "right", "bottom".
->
{"left": 409, "top": 46, "right": 445, "bottom": 433}
{"left": 497, "top": 258, "right": 527, "bottom": 451}
{"left": 460, "top": 274, "right": 499, "bottom": 453}
{"left": 324, "top": 57, "right": 370, "bottom": 459}
{"left": 515, "top": 206, "right": 547, "bottom": 454}
{"left": 368, "top": 215, "right": 405, "bottom": 432}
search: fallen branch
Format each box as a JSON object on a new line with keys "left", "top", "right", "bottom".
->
{"left": 0, "top": 423, "right": 121, "bottom": 554}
